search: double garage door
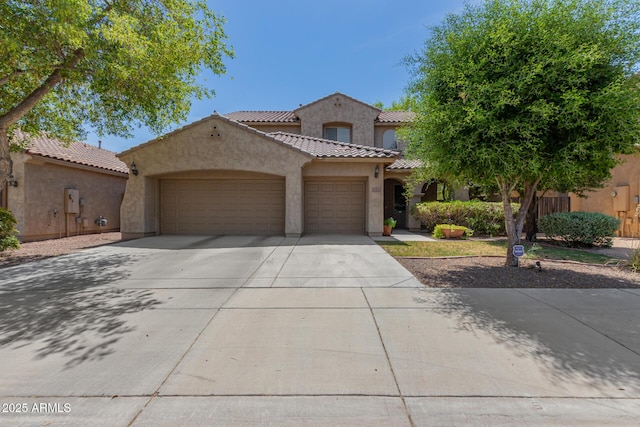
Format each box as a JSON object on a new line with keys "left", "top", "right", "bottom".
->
{"left": 160, "top": 177, "right": 365, "bottom": 235}
{"left": 161, "top": 178, "right": 285, "bottom": 235}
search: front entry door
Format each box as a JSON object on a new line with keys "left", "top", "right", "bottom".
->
{"left": 384, "top": 180, "right": 407, "bottom": 229}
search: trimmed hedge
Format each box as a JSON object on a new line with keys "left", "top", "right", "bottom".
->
{"left": 412, "top": 201, "right": 518, "bottom": 236}
{"left": 0, "top": 208, "right": 20, "bottom": 252}
{"left": 538, "top": 211, "right": 620, "bottom": 248}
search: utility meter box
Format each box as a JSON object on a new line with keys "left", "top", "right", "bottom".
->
{"left": 613, "top": 186, "right": 630, "bottom": 212}
{"left": 64, "top": 189, "right": 80, "bottom": 213}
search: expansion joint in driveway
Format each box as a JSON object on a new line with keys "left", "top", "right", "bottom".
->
{"left": 126, "top": 242, "right": 287, "bottom": 427}
{"left": 361, "top": 288, "right": 416, "bottom": 427}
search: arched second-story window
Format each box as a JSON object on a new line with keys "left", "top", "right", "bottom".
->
{"left": 383, "top": 130, "right": 398, "bottom": 150}
{"left": 324, "top": 123, "right": 352, "bottom": 143}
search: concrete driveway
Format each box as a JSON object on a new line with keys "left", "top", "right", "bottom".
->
{"left": 0, "top": 234, "right": 639, "bottom": 426}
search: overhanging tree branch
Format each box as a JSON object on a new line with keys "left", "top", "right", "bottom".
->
{"left": 0, "top": 69, "right": 28, "bottom": 86}
{"left": 0, "top": 48, "right": 84, "bottom": 129}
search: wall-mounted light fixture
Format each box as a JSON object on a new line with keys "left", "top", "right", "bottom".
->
{"left": 374, "top": 164, "right": 380, "bottom": 178}
{"left": 130, "top": 162, "right": 139, "bottom": 176}
{"left": 611, "top": 190, "right": 618, "bottom": 197}
{"left": 7, "top": 175, "right": 17, "bottom": 187}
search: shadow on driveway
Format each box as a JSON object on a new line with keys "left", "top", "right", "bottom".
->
{"left": 0, "top": 250, "right": 162, "bottom": 368}
{"left": 411, "top": 287, "right": 640, "bottom": 395}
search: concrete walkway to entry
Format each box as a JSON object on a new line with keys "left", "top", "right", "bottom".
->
{"left": 0, "top": 234, "right": 639, "bottom": 426}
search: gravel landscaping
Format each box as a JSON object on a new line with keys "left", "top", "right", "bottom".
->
{"left": 0, "top": 232, "right": 122, "bottom": 269}
{"left": 399, "top": 256, "right": 640, "bottom": 288}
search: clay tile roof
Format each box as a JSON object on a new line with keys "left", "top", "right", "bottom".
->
{"left": 225, "top": 109, "right": 414, "bottom": 125}
{"left": 14, "top": 130, "right": 129, "bottom": 174}
{"left": 268, "top": 132, "right": 399, "bottom": 159}
{"left": 224, "top": 111, "right": 298, "bottom": 123}
{"left": 376, "top": 111, "right": 415, "bottom": 123}
{"left": 386, "top": 158, "right": 423, "bottom": 170}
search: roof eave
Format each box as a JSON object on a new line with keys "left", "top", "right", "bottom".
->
{"left": 27, "top": 153, "right": 129, "bottom": 177}
{"left": 118, "top": 114, "right": 316, "bottom": 160}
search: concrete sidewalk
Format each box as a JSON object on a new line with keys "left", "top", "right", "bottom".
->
{"left": 0, "top": 235, "right": 639, "bottom": 426}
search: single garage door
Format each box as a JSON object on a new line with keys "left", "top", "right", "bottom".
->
{"left": 305, "top": 180, "right": 365, "bottom": 234}
{"left": 161, "top": 178, "right": 285, "bottom": 235}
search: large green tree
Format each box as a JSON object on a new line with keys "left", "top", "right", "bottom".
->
{"left": 403, "top": 0, "right": 640, "bottom": 266}
{"left": 0, "top": 0, "right": 233, "bottom": 185}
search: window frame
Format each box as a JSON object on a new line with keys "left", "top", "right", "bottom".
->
{"left": 383, "top": 129, "right": 398, "bottom": 150}
{"left": 323, "top": 123, "right": 352, "bottom": 143}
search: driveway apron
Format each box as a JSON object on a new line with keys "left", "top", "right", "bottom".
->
{"left": 0, "top": 235, "right": 639, "bottom": 426}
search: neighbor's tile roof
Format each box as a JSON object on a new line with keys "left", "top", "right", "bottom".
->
{"left": 268, "top": 132, "right": 399, "bottom": 159}
{"left": 224, "top": 111, "right": 299, "bottom": 123}
{"left": 14, "top": 130, "right": 129, "bottom": 174}
{"left": 386, "top": 158, "right": 423, "bottom": 170}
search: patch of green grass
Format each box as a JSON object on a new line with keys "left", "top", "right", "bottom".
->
{"left": 378, "top": 240, "right": 616, "bottom": 264}
{"left": 379, "top": 240, "right": 506, "bottom": 258}
{"left": 523, "top": 242, "right": 615, "bottom": 264}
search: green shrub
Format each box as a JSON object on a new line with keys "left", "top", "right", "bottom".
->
{"left": 433, "top": 224, "right": 474, "bottom": 239}
{"left": 629, "top": 244, "right": 640, "bottom": 273}
{"left": 0, "top": 208, "right": 20, "bottom": 252}
{"left": 384, "top": 217, "right": 397, "bottom": 227}
{"left": 411, "top": 201, "right": 517, "bottom": 236}
{"left": 538, "top": 211, "right": 620, "bottom": 248}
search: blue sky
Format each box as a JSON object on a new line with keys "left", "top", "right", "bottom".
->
{"left": 90, "top": 0, "right": 480, "bottom": 153}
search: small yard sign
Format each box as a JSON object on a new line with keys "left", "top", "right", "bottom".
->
{"left": 512, "top": 245, "right": 525, "bottom": 257}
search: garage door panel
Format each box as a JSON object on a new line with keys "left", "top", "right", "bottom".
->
{"left": 305, "top": 180, "right": 365, "bottom": 234}
{"left": 161, "top": 178, "right": 284, "bottom": 235}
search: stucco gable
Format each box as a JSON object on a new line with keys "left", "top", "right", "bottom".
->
{"left": 294, "top": 92, "right": 381, "bottom": 116}
{"left": 117, "top": 115, "right": 317, "bottom": 178}
{"left": 118, "top": 114, "right": 312, "bottom": 159}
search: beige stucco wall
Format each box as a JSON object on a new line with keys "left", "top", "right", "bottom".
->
{"left": 118, "top": 116, "right": 312, "bottom": 239}
{"left": 373, "top": 126, "right": 391, "bottom": 148}
{"left": 5, "top": 152, "right": 27, "bottom": 237}
{"left": 7, "top": 152, "right": 127, "bottom": 241}
{"left": 296, "top": 95, "right": 380, "bottom": 146}
{"left": 570, "top": 153, "right": 640, "bottom": 236}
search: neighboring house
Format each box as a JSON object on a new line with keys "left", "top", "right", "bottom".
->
{"left": 568, "top": 152, "right": 640, "bottom": 237}
{"left": 2, "top": 131, "right": 129, "bottom": 241}
{"left": 117, "top": 92, "right": 428, "bottom": 238}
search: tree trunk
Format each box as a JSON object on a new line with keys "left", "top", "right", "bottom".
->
{"left": 0, "top": 128, "right": 11, "bottom": 189}
{"left": 501, "top": 178, "right": 541, "bottom": 267}
{"left": 0, "top": 48, "right": 84, "bottom": 186}
{"left": 501, "top": 185, "right": 519, "bottom": 267}
{"left": 524, "top": 196, "right": 538, "bottom": 241}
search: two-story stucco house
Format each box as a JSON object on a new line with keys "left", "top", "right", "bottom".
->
{"left": 117, "top": 92, "right": 425, "bottom": 239}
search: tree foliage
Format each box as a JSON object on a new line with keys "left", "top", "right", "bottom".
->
{"left": 373, "top": 94, "right": 418, "bottom": 111}
{"left": 403, "top": 0, "right": 640, "bottom": 266}
{"left": 0, "top": 0, "right": 233, "bottom": 183}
